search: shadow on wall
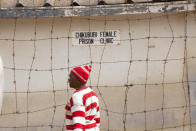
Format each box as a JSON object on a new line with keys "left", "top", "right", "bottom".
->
{"left": 189, "top": 74, "right": 196, "bottom": 124}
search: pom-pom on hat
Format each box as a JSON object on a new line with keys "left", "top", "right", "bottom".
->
{"left": 71, "top": 65, "right": 92, "bottom": 83}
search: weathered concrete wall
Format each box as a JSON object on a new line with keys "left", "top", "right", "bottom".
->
{"left": 187, "top": 12, "right": 196, "bottom": 131}
{"left": 0, "top": 2, "right": 195, "bottom": 18}
{"left": 0, "top": 12, "right": 195, "bottom": 131}
{"left": 0, "top": 57, "right": 3, "bottom": 113}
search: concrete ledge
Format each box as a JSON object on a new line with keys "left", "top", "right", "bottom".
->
{"left": 0, "top": 1, "right": 195, "bottom": 18}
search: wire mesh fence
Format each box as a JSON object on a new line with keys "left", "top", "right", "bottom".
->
{"left": 0, "top": 2, "right": 195, "bottom": 131}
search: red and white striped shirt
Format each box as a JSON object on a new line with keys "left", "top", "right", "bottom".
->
{"left": 65, "top": 86, "right": 100, "bottom": 131}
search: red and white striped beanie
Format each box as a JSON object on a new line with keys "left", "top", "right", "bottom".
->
{"left": 71, "top": 65, "right": 92, "bottom": 83}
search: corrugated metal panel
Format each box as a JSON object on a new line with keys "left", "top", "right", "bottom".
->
{"left": 73, "top": 0, "right": 99, "bottom": 5}
{"left": 0, "top": 0, "right": 17, "bottom": 8}
{"left": 43, "top": 0, "right": 54, "bottom": 6}
{"left": 0, "top": 0, "right": 71, "bottom": 8}
{"left": 0, "top": 0, "right": 190, "bottom": 8}
{"left": 54, "top": 0, "right": 71, "bottom": 6}
{"left": 1, "top": 0, "right": 42, "bottom": 7}
{"left": 104, "top": 0, "right": 126, "bottom": 4}
{"left": 133, "top": 0, "right": 153, "bottom": 2}
{"left": 34, "top": 0, "right": 46, "bottom": 6}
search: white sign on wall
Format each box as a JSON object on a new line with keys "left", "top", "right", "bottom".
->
{"left": 72, "top": 30, "right": 120, "bottom": 45}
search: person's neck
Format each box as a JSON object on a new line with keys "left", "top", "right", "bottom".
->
{"left": 75, "top": 84, "right": 86, "bottom": 90}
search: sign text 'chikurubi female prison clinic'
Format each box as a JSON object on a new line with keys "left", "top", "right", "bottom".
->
{"left": 72, "top": 30, "right": 120, "bottom": 45}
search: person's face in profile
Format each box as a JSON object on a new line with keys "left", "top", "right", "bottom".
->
{"left": 68, "top": 72, "right": 83, "bottom": 89}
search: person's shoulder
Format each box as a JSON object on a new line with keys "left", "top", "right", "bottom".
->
{"left": 84, "top": 87, "right": 98, "bottom": 96}
{"left": 71, "top": 93, "right": 83, "bottom": 106}
{"left": 72, "top": 92, "right": 82, "bottom": 99}
{"left": 71, "top": 87, "right": 88, "bottom": 100}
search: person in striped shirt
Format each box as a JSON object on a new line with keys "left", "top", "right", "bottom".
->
{"left": 65, "top": 65, "right": 100, "bottom": 131}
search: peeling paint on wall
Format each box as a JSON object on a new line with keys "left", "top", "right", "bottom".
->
{"left": 0, "top": 2, "right": 195, "bottom": 18}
